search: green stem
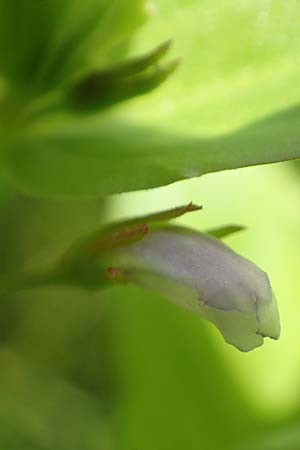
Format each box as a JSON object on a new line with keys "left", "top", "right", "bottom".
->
{"left": 0, "top": 268, "right": 61, "bottom": 297}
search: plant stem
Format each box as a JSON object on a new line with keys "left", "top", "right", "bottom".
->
{"left": 0, "top": 268, "right": 61, "bottom": 297}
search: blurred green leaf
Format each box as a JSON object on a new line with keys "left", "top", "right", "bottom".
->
{"left": 0, "top": 184, "right": 108, "bottom": 278}
{"left": 241, "top": 425, "right": 300, "bottom": 450}
{"left": 2, "top": 2, "right": 300, "bottom": 197}
{"left": 0, "top": 0, "right": 147, "bottom": 92}
{"left": 128, "top": 0, "right": 300, "bottom": 133}
{"left": 3, "top": 104, "right": 300, "bottom": 197}
{"left": 0, "top": 347, "right": 115, "bottom": 450}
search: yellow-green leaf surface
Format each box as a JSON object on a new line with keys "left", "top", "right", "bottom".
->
{"left": 3, "top": 1, "right": 300, "bottom": 197}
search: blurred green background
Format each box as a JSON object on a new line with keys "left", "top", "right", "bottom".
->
{"left": 1, "top": 1, "right": 300, "bottom": 450}
{"left": 1, "top": 160, "right": 300, "bottom": 450}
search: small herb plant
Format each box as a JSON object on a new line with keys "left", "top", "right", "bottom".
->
{"left": 1, "top": 1, "right": 300, "bottom": 351}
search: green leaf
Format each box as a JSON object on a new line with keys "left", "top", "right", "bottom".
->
{"left": 3, "top": 1, "right": 300, "bottom": 198}
{"left": 3, "top": 104, "right": 300, "bottom": 197}
{"left": 128, "top": 1, "right": 300, "bottom": 134}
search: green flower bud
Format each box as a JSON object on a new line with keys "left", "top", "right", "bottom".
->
{"left": 114, "top": 228, "right": 280, "bottom": 352}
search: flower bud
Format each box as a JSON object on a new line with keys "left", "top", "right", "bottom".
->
{"left": 114, "top": 228, "right": 280, "bottom": 352}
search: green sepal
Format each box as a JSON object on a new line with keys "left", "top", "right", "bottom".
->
{"left": 58, "top": 203, "right": 202, "bottom": 289}
{"left": 67, "top": 40, "right": 179, "bottom": 111}
{"left": 205, "top": 225, "right": 246, "bottom": 239}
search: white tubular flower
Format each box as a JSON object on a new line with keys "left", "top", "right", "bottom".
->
{"left": 115, "top": 228, "right": 280, "bottom": 352}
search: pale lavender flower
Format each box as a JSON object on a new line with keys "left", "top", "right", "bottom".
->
{"left": 114, "top": 227, "right": 280, "bottom": 352}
